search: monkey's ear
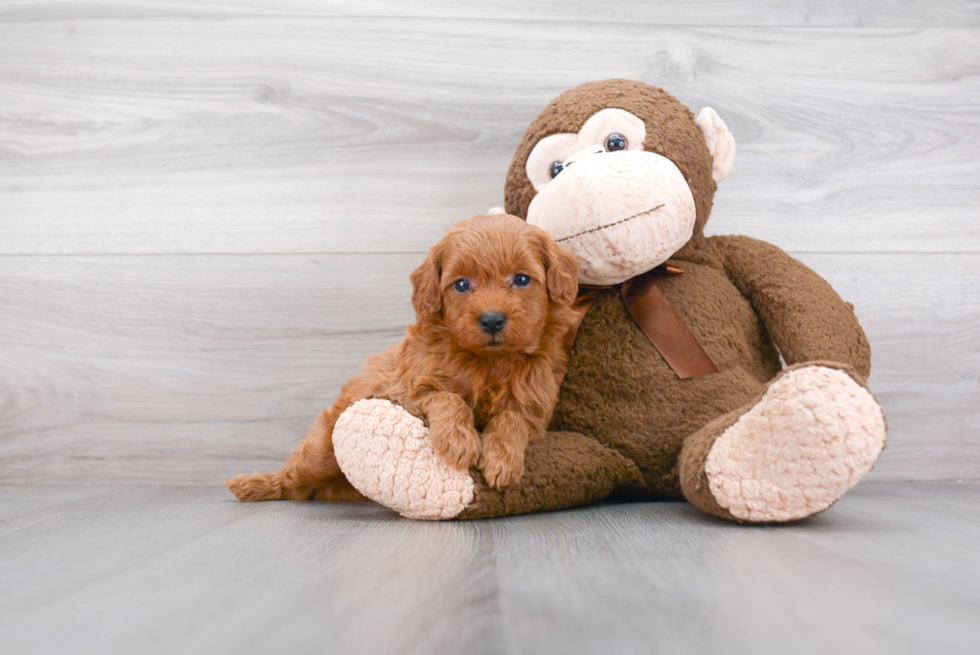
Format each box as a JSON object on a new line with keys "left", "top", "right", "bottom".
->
{"left": 695, "top": 107, "right": 736, "bottom": 184}
{"left": 533, "top": 232, "right": 579, "bottom": 306}
{"left": 410, "top": 242, "right": 445, "bottom": 319}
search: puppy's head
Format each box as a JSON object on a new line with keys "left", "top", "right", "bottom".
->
{"left": 410, "top": 214, "right": 578, "bottom": 355}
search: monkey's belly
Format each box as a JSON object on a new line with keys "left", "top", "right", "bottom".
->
{"left": 550, "top": 269, "right": 780, "bottom": 496}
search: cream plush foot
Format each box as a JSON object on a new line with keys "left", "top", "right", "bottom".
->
{"left": 702, "top": 365, "right": 887, "bottom": 522}
{"left": 333, "top": 399, "right": 475, "bottom": 520}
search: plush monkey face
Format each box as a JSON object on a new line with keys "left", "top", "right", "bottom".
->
{"left": 503, "top": 80, "right": 735, "bottom": 286}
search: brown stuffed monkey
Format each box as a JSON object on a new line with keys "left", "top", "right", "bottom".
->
{"left": 331, "top": 79, "right": 886, "bottom": 523}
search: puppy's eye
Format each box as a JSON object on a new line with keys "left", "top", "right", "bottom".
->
{"left": 549, "top": 161, "right": 564, "bottom": 179}
{"left": 453, "top": 279, "right": 470, "bottom": 293}
{"left": 513, "top": 274, "right": 531, "bottom": 287}
{"left": 605, "top": 133, "right": 628, "bottom": 152}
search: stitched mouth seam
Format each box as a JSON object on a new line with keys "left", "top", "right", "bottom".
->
{"left": 555, "top": 204, "right": 665, "bottom": 243}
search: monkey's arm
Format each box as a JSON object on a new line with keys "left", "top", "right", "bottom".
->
{"left": 709, "top": 235, "right": 872, "bottom": 379}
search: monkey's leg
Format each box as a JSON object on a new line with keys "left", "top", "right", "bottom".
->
{"left": 679, "top": 362, "right": 886, "bottom": 523}
{"left": 332, "top": 398, "right": 641, "bottom": 520}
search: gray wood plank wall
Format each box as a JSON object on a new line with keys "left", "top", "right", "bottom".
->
{"left": 1, "top": 1, "right": 978, "bottom": 484}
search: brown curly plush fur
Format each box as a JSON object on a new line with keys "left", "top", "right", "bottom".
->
{"left": 226, "top": 214, "right": 579, "bottom": 501}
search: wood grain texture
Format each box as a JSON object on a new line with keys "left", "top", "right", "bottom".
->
{"left": 1, "top": 251, "right": 976, "bottom": 484}
{"left": 1, "top": 0, "right": 978, "bottom": 26}
{"left": 1, "top": 20, "right": 978, "bottom": 254}
{"left": 0, "top": 6, "right": 977, "bottom": 486}
{"left": 2, "top": 482, "right": 979, "bottom": 654}
{"left": 0, "top": 253, "right": 419, "bottom": 484}
{"left": 794, "top": 252, "right": 980, "bottom": 481}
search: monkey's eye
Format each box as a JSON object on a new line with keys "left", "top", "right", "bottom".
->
{"left": 453, "top": 279, "right": 470, "bottom": 293}
{"left": 605, "top": 133, "right": 628, "bottom": 152}
{"left": 513, "top": 274, "right": 531, "bottom": 287}
{"left": 549, "top": 161, "right": 564, "bottom": 179}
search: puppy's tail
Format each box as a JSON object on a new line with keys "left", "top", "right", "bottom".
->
{"left": 225, "top": 471, "right": 290, "bottom": 502}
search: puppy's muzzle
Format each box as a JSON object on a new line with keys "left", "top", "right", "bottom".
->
{"left": 478, "top": 311, "right": 507, "bottom": 336}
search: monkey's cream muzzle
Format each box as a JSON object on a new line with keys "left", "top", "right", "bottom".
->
{"left": 526, "top": 150, "right": 696, "bottom": 286}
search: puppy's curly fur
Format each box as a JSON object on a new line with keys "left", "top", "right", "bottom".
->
{"left": 226, "top": 214, "right": 579, "bottom": 501}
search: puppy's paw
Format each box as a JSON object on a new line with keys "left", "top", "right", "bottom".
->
{"left": 479, "top": 432, "right": 526, "bottom": 490}
{"left": 430, "top": 420, "right": 482, "bottom": 471}
{"left": 225, "top": 473, "right": 281, "bottom": 502}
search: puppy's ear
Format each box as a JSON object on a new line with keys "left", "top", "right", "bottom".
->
{"left": 532, "top": 232, "right": 579, "bottom": 306}
{"left": 410, "top": 241, "right": 445, "bottom": 319}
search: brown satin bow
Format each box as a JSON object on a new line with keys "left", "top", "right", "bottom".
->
{"left": 557, "top": 264, "right": 719, "bottom": 387}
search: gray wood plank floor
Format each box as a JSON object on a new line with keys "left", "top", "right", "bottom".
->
{"left": 2, "top": 482, "right": 978, "bottom": 655}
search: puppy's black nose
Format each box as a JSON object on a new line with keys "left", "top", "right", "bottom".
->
{"left": 478, "top": 311, "right": 507, "bottom": 336}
